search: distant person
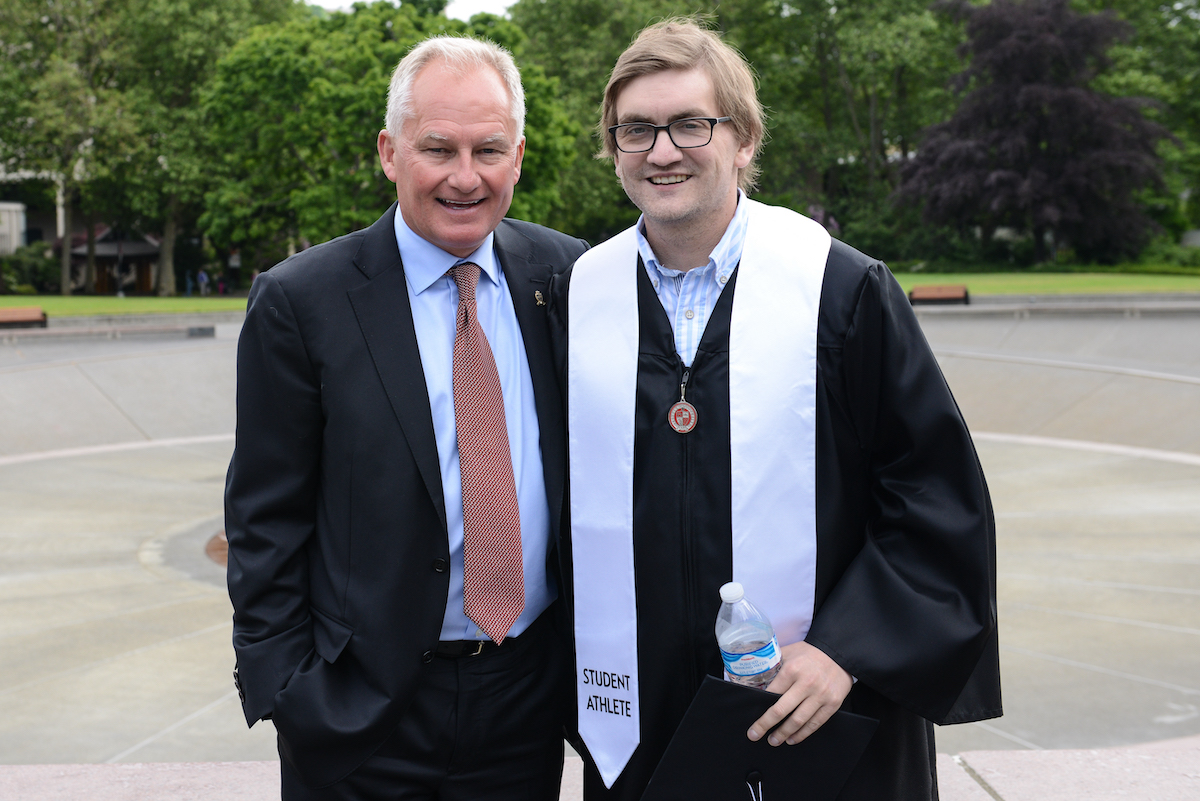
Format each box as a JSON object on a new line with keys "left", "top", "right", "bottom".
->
{"left": 228, "top": 249, "right": 242, "bottom": 290}
{"left": 225, "top": 35, "right": 586, "bottom": 801}
{"left": 554, "top": 19, "right": 1001, "bottom": 801}
{"left": 185, "top": 271, "right": 194, "bottom": 297}
{"left": 196, "top": 268, "right": 209, "bottom": 296}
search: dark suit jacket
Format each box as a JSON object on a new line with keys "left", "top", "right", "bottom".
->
{"left": 225, "top": 203, "right": 587, "bottom": 788}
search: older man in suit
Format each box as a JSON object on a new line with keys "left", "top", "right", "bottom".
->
{"left": 225, "top": 36, "right": 586, "bottom": 801}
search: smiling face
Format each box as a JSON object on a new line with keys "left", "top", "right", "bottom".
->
{"left": 612, "top": 68, "right": 752, "bottom": 240}
{"left": 378, "top": 60, "right": 524, "bottom": 258}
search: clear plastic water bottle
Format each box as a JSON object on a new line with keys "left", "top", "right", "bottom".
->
{"left": 715, "top": 581, "right": 782, "bottom": 689}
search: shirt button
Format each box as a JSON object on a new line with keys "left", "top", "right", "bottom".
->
{"left": 684, "top": 309, "right": 695, "bottom": 320}
{"left": 719, "top": 275, "right": 728, "bottom": 284}
{"left": 653, "top": 280, "right": 660, "bottom": 290}
{"left": 432, "top": 558, "right": 448, "bottom": 573}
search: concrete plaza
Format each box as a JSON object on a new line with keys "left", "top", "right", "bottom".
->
{"left": 0, "top": 298, "right": 1198, "bottom": 798}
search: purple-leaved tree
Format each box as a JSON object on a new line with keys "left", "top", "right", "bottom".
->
{"left": 900, "top": 0, "right": 1170, "bottom": 263}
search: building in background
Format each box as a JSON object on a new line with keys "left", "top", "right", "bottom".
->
{"left": 0, "top": 202, "right": 27, "bottom": 256}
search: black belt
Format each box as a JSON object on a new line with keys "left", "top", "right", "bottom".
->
{"left": 434, "top": 613, "right": 546, "bottom": 658}
{"left": 434, "top": 639, "right": 502, "bottom": 658}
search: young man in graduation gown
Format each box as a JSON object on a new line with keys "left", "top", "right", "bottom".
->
{"left": 551, "top": 19, "right": 1002, "bottom": 801}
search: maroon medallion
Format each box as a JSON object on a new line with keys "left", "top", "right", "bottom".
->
{"left": 668, "top": 400, "right": 698, "bottom": 434}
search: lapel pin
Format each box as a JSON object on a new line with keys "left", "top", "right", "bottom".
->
{"left": 535, "top": 290, "right": 545, "bottom": 306}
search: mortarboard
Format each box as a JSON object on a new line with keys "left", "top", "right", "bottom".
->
{"left": 641, "top": 676, "right": 878, "bottom": 801}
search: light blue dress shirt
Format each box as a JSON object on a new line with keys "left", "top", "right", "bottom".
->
{"left": 636, "top": 191, "right": 750, "bottom": 366}
{"left": 394, "top": 212, "right": 553, "bottom": 641}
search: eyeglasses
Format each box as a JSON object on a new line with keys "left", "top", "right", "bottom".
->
{"left": 608, "top": 117, "right": 733, "bottom": 153}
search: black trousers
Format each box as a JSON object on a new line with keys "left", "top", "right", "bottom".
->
{"left": 282, "top": 612, "right": 568, "bottom": 801}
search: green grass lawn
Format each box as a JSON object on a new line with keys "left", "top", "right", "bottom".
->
{"left": 894, "top": 272, "right": 1200, "bottom": 295}
{"left": 3, "top": 272, "right": 1200, "bottom": 317}
{"left": 0, "top": 296, "right": 248, "bottom": 316}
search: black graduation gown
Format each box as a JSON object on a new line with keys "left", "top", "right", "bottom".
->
{"left": 550, "top": 238, "right": 1001, "bottom": 801}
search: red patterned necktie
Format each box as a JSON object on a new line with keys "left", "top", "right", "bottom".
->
{"left": 451, "top": 261, "right": 524, "bottom": 643}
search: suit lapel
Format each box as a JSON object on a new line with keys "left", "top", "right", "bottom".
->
{"left": 347, "top": 204, "right": 447, "bottom": 534}
{"left": 495, "top": 221, "right": 566, "bottom": 538}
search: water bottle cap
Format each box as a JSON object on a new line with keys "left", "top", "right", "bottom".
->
{"left": 719, "top": 582, "right": 744, "bottom": 603}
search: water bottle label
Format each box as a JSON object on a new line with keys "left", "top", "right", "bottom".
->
{"left": 720, "top": 637, "right": 781, "bottom": 678}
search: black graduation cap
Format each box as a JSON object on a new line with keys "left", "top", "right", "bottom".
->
{"left": 641, "top": 676, "right": 878, "bottom": 801}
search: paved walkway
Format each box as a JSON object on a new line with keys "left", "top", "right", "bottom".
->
{"left": 0, "top": 301, "right": 1197, "bottom": 798}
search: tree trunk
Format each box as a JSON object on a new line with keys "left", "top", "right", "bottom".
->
{"left": 897, "top": 66, "right": 912, "bottom": 160}
{"left": 867, "top": 87, "right": 879, "bottom": 199}
{"left": 157, "top": 196, "right": 179, "bottom": 296}
{"left": 1032, "top": 224, "right": 1048, "bottom": 264}
{"left": 818, "top": 32, "right": 834, "bottom": 134}
{"left": 85, "top": 209, "right": 96, "bottom": 293}
{"left": 60, "top": 188, "right": 73, "bottom": 296}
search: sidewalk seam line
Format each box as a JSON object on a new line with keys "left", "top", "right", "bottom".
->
{"left": 974, "top": 431, "right": 1200, "bottom": 467}
{"left": 1001, "top": 645, "right": 1200, "bottom": 696}
{"left": 0, "top": 340, "right": 233, "bottom": 376}
{"left": 0, "top": 433, "right": 236, "bottom": 466}
{"left": 953, "top": 755, "right": 1006, "bottom": 801}
{"left": 970, "top": 720, "right": 1043, "bottom": 750}
{"left": 0, "top": 622, "right": 229, "bottom": 698}
{"left": 935, "top": 349, "right": 1200, "bottom": 386}
{"left": 73, "top": 363, "right": 152, "bottom": 441}
{"left": 104, "top": 689, "right": 240, "bottom": 764}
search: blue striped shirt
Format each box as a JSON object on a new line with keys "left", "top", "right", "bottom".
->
{"left": 636, "top": 192, "right": 749, "bottom": 366}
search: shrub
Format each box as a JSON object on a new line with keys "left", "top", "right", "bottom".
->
{"left": 0, "top": 243, "right": 59, "bottom": 294}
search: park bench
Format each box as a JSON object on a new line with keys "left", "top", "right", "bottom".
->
{"left": 908, "top": 284, "right": 970, "bottom": 305}
{"left": 0, "top": 306, "right": 48, "bottom": 328}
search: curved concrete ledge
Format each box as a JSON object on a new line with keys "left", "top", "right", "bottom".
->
{"left": 940, "top": 733, "right": 1200, "bottom": 800}
{"left": 0, "top": 757, "right": 583, "bottom": 801}
{"left": 0, "top": 761, "right": 278, "bottom": 800}
{"left": 45, "top": 311, "right": 247, "bottom": 329}
{"left": 1, "top": 738, "right": 1196, "bottom": 801}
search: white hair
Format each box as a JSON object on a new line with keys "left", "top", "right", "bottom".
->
{"left": 384, "top": 36, "right": 525, "bottom": 140}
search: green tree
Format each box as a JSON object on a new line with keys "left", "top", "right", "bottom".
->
{"left": 1079, "top": 0, "right": 1200, "bottom": 236}
{"left": 510, "top": 0, "right": 962, "bottom": 243}
{"left": 510, "top": 0, "right": 694, "bottom": 240}
{"left": 720, "top": 0, "right": 960, "bottom": 211}
{"left": 0, "top": 0, "right": 133, "bottom": 294}
{"left": 116, "top": 0, "right": 297, "bottom": 295}
{"left": 201, "top": 1, "right": 577, "bottom": 269}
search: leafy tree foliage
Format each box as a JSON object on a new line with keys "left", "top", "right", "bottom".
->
{"left": 510, "top": 0, "right": 964, "bottom": 244}
{"left": 116, "top": 0, "right": 297, "bottom": 294}
{"left": 0, "top": 0, "right": 294, "bottom": 294}
{"left": 3, "top": 0, "right": 1197, "bottom": 283}
{"left": 1078, "top": 0, "right": 1200, "bottom": 236}
{"left": 900, "top": 0, "right": 1170, "bottom": 263}
{"left": 729, "top": 1, "right": 957, "bottom": 203}
{"left": 201, "top": 1, "right": 577, "bottom": 270}
{"left": 509, "top": 0, "right": 689, "bottom": 240}
{"left": 0, "top": 0, "right": 134, "bottom": 293}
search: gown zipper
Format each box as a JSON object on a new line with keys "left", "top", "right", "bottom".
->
{"left": 678, "top": 364, "right": 701, "bottom": 691}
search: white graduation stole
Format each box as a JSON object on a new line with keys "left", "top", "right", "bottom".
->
{"left": 568, "top": 199, "right": 830, "bottom": 787}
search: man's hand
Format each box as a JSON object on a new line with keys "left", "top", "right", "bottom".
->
{"left": 746, "top": 641, "right": 853, "bottom": 746}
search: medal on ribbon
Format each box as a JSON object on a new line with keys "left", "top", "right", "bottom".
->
{"left": 668, "top": 369, "right": 697, "bottom": 434}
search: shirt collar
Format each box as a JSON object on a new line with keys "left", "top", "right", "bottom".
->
{"left": 635, "top": 189, "right": 748, "bottom": 282}
{"left": 393, "top": 208, "right": 501, "bottom": 294}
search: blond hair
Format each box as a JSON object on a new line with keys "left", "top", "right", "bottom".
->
{"left": 599, "top": 18, "right": 764, "bottom": 192}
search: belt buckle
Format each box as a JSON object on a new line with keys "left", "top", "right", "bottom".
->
{"left": 469, "top": 641, "right": 486, "bottom": 657}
